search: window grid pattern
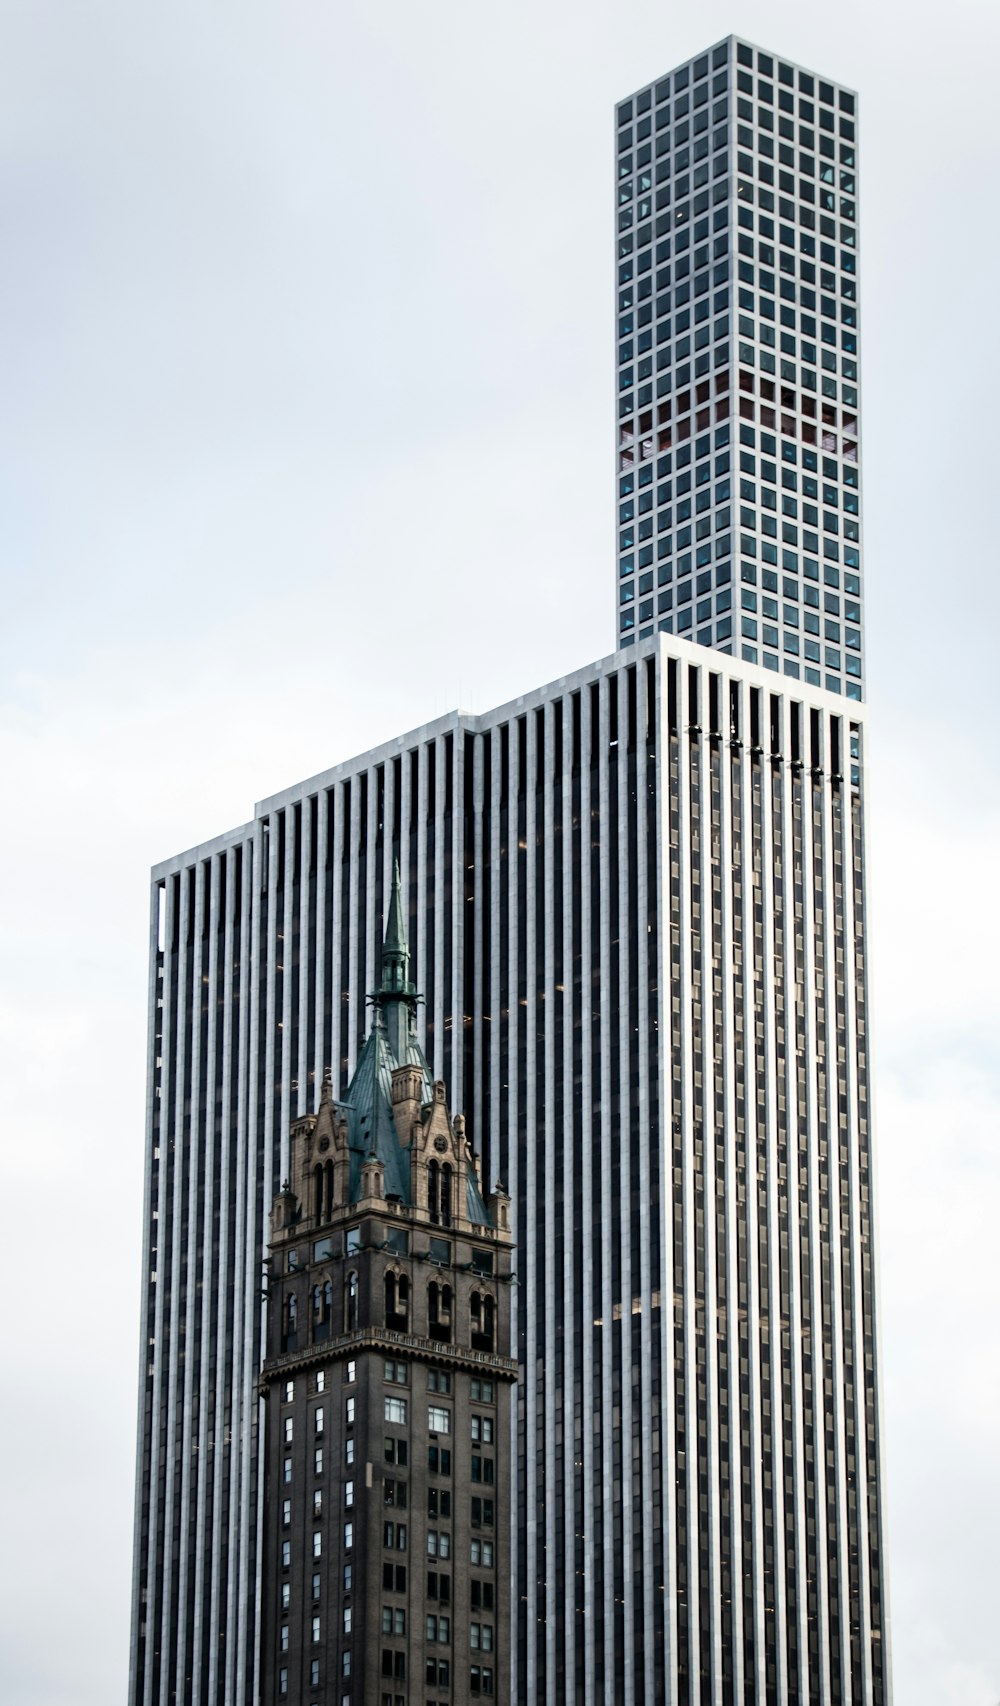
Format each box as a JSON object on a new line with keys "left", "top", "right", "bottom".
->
{"left": 615, "top": 36, "right": 864, "bottom": 703}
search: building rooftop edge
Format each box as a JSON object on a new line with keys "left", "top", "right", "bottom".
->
{"left": 616, "top": 35, "right": 858, "bottom": 108}
{"left": 152, "top": 631, "right": 867, "bottom": 877}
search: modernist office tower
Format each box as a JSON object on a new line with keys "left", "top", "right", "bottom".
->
{"left": 130, "top": 637, "right": 890, "bottom": 1706}
{"left": 615, "top": 39, "right": 863, "bottom": 699}
{"left": 258, "top": 877, "right": 514, "bottom": 1705}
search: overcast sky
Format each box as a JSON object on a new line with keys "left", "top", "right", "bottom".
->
{"left": 1, "top": 2, "right": 998, "bottom": 1702}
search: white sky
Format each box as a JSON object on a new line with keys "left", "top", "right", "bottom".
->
{"left": 1, "top": 2, "right": 998, "bottom": 1702}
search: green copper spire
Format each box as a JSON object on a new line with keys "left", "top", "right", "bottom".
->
{"left": 380, "top": 859, "right": 411, "bottom": 995}
{"left": 375, "top": 861, "right": 418, "bottom": 1062}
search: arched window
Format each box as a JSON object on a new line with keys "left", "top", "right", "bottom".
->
{"left": 324, "top": 1160, "right": 335, "bottom": 1220}
{"left": 428, "top": 1281, "right": 452, "bottom": 1344}
{"left": 345, "top": 1270, "right": 359, "bottom": 1332}
{"left": 470, "top": 1291, "right": 494, "bottom": 1353}
{"left": 283, "top": 1291, "right": 298, "bottom": 1352}
{"left": 428, "top": 1160, "right": 440, "bottom": 1222}
{"left": 313, "top": 1279, "right": 332, "bottom": 1343}
{"left": 385, "top": 1271, "right": 409, "bottom": 1332}
{"left": 440, "top": 1164, "right": 453, "bottom": 1227}
{"left": 312, "top": 1164, "right": 323, "bottom": 1222}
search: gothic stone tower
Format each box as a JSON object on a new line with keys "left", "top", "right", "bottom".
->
{"left": 259, "top": 866, "right": 515, "bottom": 1706}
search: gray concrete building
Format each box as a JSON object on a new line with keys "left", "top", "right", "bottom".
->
{"left": 130, "top": 632, "right": 890, "bottom": 1705}
{"left": 614, "top": 38, "right": 864, "bottom": 699}
{"left": 258, "top": 874, "right": 515, "bottom": 1705}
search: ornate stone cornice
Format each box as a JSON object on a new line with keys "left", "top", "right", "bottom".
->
{"left": 259, "top": 1325, "right": 518, "bottom": 1396}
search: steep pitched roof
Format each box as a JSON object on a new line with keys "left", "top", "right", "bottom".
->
{"left": 333, "top": 863, "right": 490, "bottom": 1225}
{"left": 339, "top": 1016, "right": 425, "bottom": 1204}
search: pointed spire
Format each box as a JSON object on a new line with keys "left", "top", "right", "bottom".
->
{"left": 384, "top": 859, "right": 407, "bottom": 953}
{"left": 374, "top": 860, "right": 419, "bottom": 1065}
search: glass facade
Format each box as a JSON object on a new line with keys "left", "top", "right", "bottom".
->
{"left": 131, "top": 640, "right": 888, "bottom": 1706}
{"left": 615, "top": 37, "right": 864, "bottom": 702}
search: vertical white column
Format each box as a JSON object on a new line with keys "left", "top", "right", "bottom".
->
{"left": 433, "top": 734, "right": 447, "bottom": 1080}
{"left": 314, "top": 791, "right": 329, "bottom": 1096}
{"left": 330, "top": 786, "right": 345, "bottom": 1093}
{"left": 364, "top": 764, "right": 378, "bottom": 1028}
{"left": 654, "top": 646, "right": 678, "bottom": 1701}
{"left": 615, "top": 668, "right": 636, "bottom": 1703}
{"left": 234, "top": 816, "right": 272, "bottom": 1706}
{"left": 191, "top": 855, "right": 221, "bottom": 1697}
{"left": 451, "top": 729, "right": 465, "bottom": 1100}
{"left": 523, "top": 708, "right": 540, "bottom": 1698}
{"left": 578, "top": 685, "right": 597, "bottom": 1706}
{"left": 297, "top": 798, "right": 312, "bottom": 1121}
{"left": 400, "top": 748, "right": 413, "bottom": 964}
{"left": 699, "top": 667, "right": 724, "bottom": 1706}
{"left": 541, "top": 700, "right": 558, "bottom": 1706}
{"left": 280, "top": 813, "right": 294, "bottom": 1175}
{"left": 558, "top": 693, "right": 578, "bottom": 1706}
{"left": 801, "top": 743, "right": 832, "bottom": 1706}
{"left": 487, "top": 728, "right": 501, "bottom": 1181}
{"left": 383, "top": 753, "right": 397, "bottom": 980}
{"left": 472, "top": 733, "right": 486, "bottom": 1149}
{"left": 143, "top": 873, "right": 175, "bottom": 1706}
{"left": 841, "top": 738, "right": 875, "bottom": 1705}
{"left": 719, "top": 667, "right": 744, "bottom": 1706}
{"left": 634, "top": 659, "right": 657, "bottom": 1706}
{"left": 346, "top": 777, "right": 361, "bottom": 1079}
{"left": 207, "top": 844, "right": 236, "bottom": 1704}
{"left": 780, "top": 698, "right": 809, "bottom": 1703}
{"left": 416, "top": 742, "right": 428, "bottom": 1059}
{"left": 676, "top": 663, "right": 699, "bottom": 1694}
{"left": 159, "top": 866, "right": 192, "bottom": 1706}
{"left": 596, "top": 674, "right": 616, "bottom": 1699}
{"left": 759, "top": 710, "right": 789, "bottom": 1705}
{"left": 742, "top": 720, "right": 767, "bottom": 1706}
{"left": 820, "top": 748, "right": 852, "bottom": 1706}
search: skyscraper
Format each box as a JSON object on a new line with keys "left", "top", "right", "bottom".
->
{"left": 258, "top": 872, "right": 514, "bottom": 1706}
{"left": 614, "top": 38, "right": 863, "bottom": 700}
{"left": 130, "top": 37, "right": 890, "bottom": 1706}
{"left": 130, "top": 641, "right": 889, "bottom": 1705}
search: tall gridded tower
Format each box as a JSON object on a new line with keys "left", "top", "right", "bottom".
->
{"left": 614, "top": 38, "right": 864, "bottom": 700}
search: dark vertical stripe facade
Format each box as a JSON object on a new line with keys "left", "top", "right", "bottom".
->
{"left": 130, "top": 636, "right": 889, "bottom": 1706}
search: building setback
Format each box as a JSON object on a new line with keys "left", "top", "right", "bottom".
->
{"left": 258, "top": 873, "right": 515, "bottom": 1705}
{"left": 614, "top": 38, "right": 864, "bottom": 699}
{"left": 130, "top": 633, "right": 890, "bottom": 1704}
